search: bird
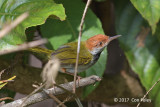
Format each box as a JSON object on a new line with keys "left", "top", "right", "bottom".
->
{"left": 29, "top": 34, "right": 121, "bottom": 74}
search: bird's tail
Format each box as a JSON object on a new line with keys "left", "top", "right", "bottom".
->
{"left": 28, "top": 47, "right": 54, "bottom": 62}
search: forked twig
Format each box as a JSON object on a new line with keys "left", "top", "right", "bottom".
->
{"left": 57, "top": 96, "right": 72, "bottom": 107}
{"left": 137, "top": 78, "right": 160, "bottom": 107}
{"left": 0, "top": 12, "right": 29, "bottom": 39}
{"left": 73, "top": 0, "right": 92, "bottom": 94}
{"left": 44, "top": 90, "right": 66, "bottom": 107}
{"left": 54, "top": 84, "right": 83, "bottom": 107}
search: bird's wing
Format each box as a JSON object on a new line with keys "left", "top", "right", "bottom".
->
{"left": 52, "top": 42, "right": 92, "bottom": 68}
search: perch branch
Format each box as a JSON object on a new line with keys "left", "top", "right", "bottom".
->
{"left": 73, "top": 0, "right": 92, "bottom": 93}
{"left": 1, "top": 75, "right": 101, "bottom": 107}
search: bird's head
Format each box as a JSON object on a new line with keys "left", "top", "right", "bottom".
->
{"left": 85, "top": 34, "right": 121, "bottom": 55}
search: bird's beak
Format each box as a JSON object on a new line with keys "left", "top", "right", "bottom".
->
{"left": 109, "top": 35, "right": 121, "bottom": 42}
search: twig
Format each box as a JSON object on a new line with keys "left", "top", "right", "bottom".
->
{"left": 0, "top": 80, "right": 14, "bottom": 83}
{"left": 57, "top": 96, "right": 72, "bottom": 107}
{"left": 54, "top": 84, "right": 83, "bottom": 107}
{"left": 20, "top": 83, "right": 45, "bottom": 107}
{"left": 44, "top": 90, "right": 66, "bottom": 107}
{"left": 137, "top": 78, "right": 160, "bottom": 107}
{"left": 0, "top": 39, "right": 47, "bottom": 55}
{"left": 73, "top": 0, "right": 92, "bottom": 93}
{"left": 0, "top": 12, "right": 29, "bottom": 39}
{"left": 1, "top": 75, "right": 101, "bottom": 107}
{"left": 0, "top": 69, "right": 5, "bottom": 80}
{"left": 0, "top": 97, "right": 14, "bottom": 102}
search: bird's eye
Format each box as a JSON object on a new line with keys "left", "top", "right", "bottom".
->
{"left": 95, "top": 42, "right": 103, "bottom": 47}
{"left": 99, "top": 42, "right": 103, "bottom": 46}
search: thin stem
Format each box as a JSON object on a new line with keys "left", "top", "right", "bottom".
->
{"left": 46, "top": 91, "right": 66, "bottom": 107}
{"left": 73, "top": 0, "right": 92, "bottom": 94}
{"left": 0, "top": 97, "right": 13, "bottom": 102}
{"left": 137, "top": 78, "right": 160, "bottom": 107}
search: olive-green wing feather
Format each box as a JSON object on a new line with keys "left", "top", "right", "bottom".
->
{"left": 52, "top": 42, "right": 92, "bottom": 67}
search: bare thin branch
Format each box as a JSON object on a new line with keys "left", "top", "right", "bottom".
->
{"left": 0, "top": 80, "right": 14, "bottom": 83}
{"left": 137, "top": 78, "right": 160, "bottom": 107}
{"left": 0, "top": 97, "right": 14, "bottom": 102}
{"left": 0, "top": 39, "right": 47, "bottom": 55}
{"left": 73, "top": 0, "right": 92, "bottom": 94}
{"left": 0, "top": 12, "right": 29, "bottom": 39}
{"left": 54, "top": 84, "right": 83, "bottom": 107}
{"left": 44, "top": 91, "right": 66, "bottom": 107}
{"left": 20, "top": 83, "right": 45, "bottom": 107}
{"left": 0, "top": 69, "right": 5, "bottom": 80}
{"left": 57, "top": 96, "right": 72, "bottom": 107}
{"left": 2, "top": 75, "right": 101, "bottom": 107}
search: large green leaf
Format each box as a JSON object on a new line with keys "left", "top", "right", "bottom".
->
{"left": 0, "top": 0, "right": 66, "bottom": 50}
{"left": 41, "top": 0, "right": 106, "bottom": 97}
{"left": 114, "top": 0, "right": 160, "bottom": 106}
{"left": 130, "top": 0, "right": 160, "bottom": 33}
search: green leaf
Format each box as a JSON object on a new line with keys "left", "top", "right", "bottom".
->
{"left": 41, "top": 0, "right": 106, "bottom": 97}
{"left": 41, "top": 0, "right": 104, "bottom": 49}
{"left": 0, "top": 0, "right": 66, "bottom": 50}
{"left": 114, "top": 0, "right": 160, "bottom": 106}
{"left": 130, "top": 0, "right": 160, "bottom": 34}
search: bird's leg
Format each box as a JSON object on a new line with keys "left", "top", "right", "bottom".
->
{"left": 61, "top": 68, "right": 82, "bottom": 80}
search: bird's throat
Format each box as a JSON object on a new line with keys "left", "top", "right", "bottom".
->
{"left": 91, "top": 51, "right": 101, "bottom": 64}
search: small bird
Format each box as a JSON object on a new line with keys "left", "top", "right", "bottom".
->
{"left": 30, "top": 34, "right": 121, "bottom": 74}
